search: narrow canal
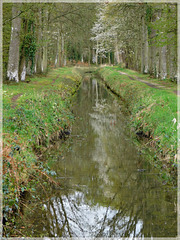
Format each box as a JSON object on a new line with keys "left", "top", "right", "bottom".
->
{"left": 19, "top": 74, "right": 177, "bottom": 237}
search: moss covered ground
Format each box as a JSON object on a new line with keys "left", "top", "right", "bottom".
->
{"left": 3, "top": 67, "right": 82, "bottom": 233}
{"left": 98, "top": 66, "right": 178, "bottom": 185}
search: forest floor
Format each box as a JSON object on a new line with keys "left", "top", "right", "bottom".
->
{"left": 98, "top": 66, "right": 178, "bottom": 186}
{"left": 3, "top": 67, "right": 82, "bottom": 235}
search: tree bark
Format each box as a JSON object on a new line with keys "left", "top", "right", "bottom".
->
{"left": 167, "top": 43, "right": 177, "bottom": 80}
{"left": 55, "top": 29, "right": 60, "bottom": 68}
{"left": 7, "top": 3, "right": 22, "bottom": 82}
{"left": 159, "top": 45, "right": 167, "bottom": 79}
{"left": 114, "top": 37, "right": 120, "bottom": 65}
{"left": 108, "top": 52, "right": 111, "bottom": 65}
{"left": 61, "top": 33, "right": 64, "bottom": 66}
{"left": 35, "top": 8, "right": 42, "bottom": 74}
{"left": 88, "top": 46, "right": 91, "bottom": 65}
{"left": 19, "top": 18, "right": 28, "bottom": 81}
{"left": 95, "top": 41, "right": 98, "bottom": 65}
{"left": 19, "top": 49, "right": 26, "bottom": 81}
{"left": 42, "top": 9, "right": 48, "bottom": 73}
{"left": 141, "top": 13, "right": 149, "bottom": 74}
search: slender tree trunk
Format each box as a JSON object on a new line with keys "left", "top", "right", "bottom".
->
{"left": 149, "top": 10, "right": 160, "bottom": 78}
{"left": 166, "top": 4, "right": 177, "bottom": 80}
{"left": 55, "top": 30, "right": 60, "bottom": 68}
{"left": 108, "top": 52, "right": 111, "bottom": 65}
{"left": 92, "top": 47, "right": 96, "bottom": 64}
{"left": 159, "top": 45, "right": 167, "bottom": 79}
{"left": 64, "top": 52, "right": 67, "bottom": 66}
{"left": 141, "top": 13, "right": 149, "bottom": 74}
{"left": 88, "top": 46, "right": 91, "bottom": 65}
{"left": 155, "top": 47, "right": 160, "bottom": 78}
{"left": 95, "top": 41, "right": 98, "bottom": 65}
{"left": 35, "top": 8, "right": 42, "bottom": 73}
{"left": 19, "top": 53, "right": 26, "bottom": 81}
{"left": 119, "top": 50, "right": 123, "bottom": 65}
{"left": 159, "top": 8, "right": 167, "bottom": 80}
{"left": 61, "top": 33, "right": 64, "bottom": 66}
{"left": 114, "top": 37, "right": 120, "bottom": 65}
{"left": 42, "top": 9, "right": 48, "bottom": 73}
{"left": 19, "top": 19, "right": 28, "bottom": 81}
{"left": 134, "top": 45, "right": 139, "bottom": 71}
{"left": 167, "top": 43, "right": 177, "bottom": 80}
{"left": 7, "top": 3, "right": 22, "bottom": 82}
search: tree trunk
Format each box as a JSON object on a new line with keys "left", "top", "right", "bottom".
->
{"left": 19, "top": 18, "right": 28, "bottom": 81}
{"left": 19, "top": 51, "right": 26, "bottom": 81}
{"left": 7, "top": 3, "right": 22, "bottom": 82}
{"left": 88, "top": 46, "right": 91, "bottom": 65}
{"left": 114, "top": 37, "right": 120, "bottom": 65}
{"left": 92, "top": 47, "right": 96, "bottom": 64}
{"left": 95, "top": 41, "right": 98, "bottom": 65}
{"left": 167, "top": 43, "right": 177, "bottom": 80}
{"left": 35, "top": 8, "right": 42, "bottom": 74}
{"left": 159, "top": 8, "right": 167, "bottom": 80}
{"left": 61, "top": 33, "right": 64, "bottom": 66}
{"left": 141, "top": 13, "right": 149, "bottom": 74}
{"left": 166, "top": 4, "right": 177, "bottom": 80}
{"left": 42, "top": 10, "right": 48, "bottom": 73}
{"left": 108, "top": 52, "right": 111, "bottom": 65}
{"left": 159, "top": 45, "right": 167, "bottom": 79}
{"left": 149, "top": 10, "right": 160, "bottom": 78}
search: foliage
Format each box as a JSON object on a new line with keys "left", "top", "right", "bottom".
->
{"left": 91, "top": 3, "right": 177, "bottom": 79}
{"left": 23, "top": 21, "right": 37, "bottom": 72}
{"left": 147, "top": 4, "right": 177, "bottom": 47}
{"left": 3, "top": 3, "right": 12, "bottom": 80}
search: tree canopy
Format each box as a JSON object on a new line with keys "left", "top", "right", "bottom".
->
{"left": 3, "top": 2, "right": 177, "bottom": 81}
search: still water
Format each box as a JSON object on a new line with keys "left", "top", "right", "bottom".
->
{"left": 20, "top": 75, "right": 177, "bottom": 237}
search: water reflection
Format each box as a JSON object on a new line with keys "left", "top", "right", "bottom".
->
{"left": 41, "top": 191, "right": 143, "bottom": 237}
{"left": 19, "top": 76, "right": 177, "bottom": 237}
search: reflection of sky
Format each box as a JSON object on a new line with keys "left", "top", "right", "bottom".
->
{"left": 89, "top": 88, "right": 138, "bottom": 197}
{"left": 44, "top": 191, "right": 143, "bottom": 237}
{"left": 32, "top": 78, "right": 176, "bottom": 238}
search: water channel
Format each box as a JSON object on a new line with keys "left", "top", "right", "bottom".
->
{"left": 19, "top": 74, "right": 177, "bottom": 238}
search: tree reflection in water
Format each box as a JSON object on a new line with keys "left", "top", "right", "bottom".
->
{"left": 18, "top": 76, "right": 177, "bottom": 237}
{"left": 39, "top": 191, "right": 143, "bottom": 237}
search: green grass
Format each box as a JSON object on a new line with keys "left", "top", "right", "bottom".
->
{"left": 3, "top": 67, "right": 82, "bottom": 231}
{"left": 112, "top": 65, "right": 177, "bottom": 90}
{"left": 98, "top": 66, "right": 177, "bottom": 185}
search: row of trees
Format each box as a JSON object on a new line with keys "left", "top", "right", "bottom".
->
{"left": 3, "top": 3, "right": 96, "bottom": 82}
{"left": 3, "top": 3, "right": 177, "bottom": 82}
{"left": 91, "top": 3, "right": 177, "bottom": 80}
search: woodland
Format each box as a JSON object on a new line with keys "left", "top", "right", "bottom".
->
{"left": 3, "top": 3, "right": 177, "bottom": 82}
{"left": 2, "top": 2, "right": 178, "bottom": 238}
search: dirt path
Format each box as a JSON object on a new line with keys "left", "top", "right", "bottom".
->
{"left": 11, "top": 93, "right": 23, "bottom": 108}
{"left": 118, "top": 71, "right": 179, "bottom": 95}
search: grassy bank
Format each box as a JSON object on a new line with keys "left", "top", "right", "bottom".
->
{"left": 98, "top": 66, "right": 177, "bottom": 185}
{"left": 3, "top": 67, "right": 82, "bottom": 233}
